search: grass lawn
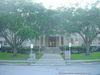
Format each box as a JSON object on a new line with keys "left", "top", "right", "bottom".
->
{"left": 36, "top": 53, "right": 43, "bottom": 59}
{"left": 61, "top": 52, "right": 100, "bottom": 60}
{"left": 0, "top": 52, "right": 29, "bottom": 60}
{"left": 0, "top": 52, "right": 43, "bottom": 60}
{"left": 72, "top": 52, "right": 100, "bottom": 60}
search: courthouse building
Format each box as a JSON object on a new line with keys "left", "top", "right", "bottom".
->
{"left": 0, "top": 34, "right": 100, "bottom": 48}
{"left": 22, "top": 34, "right": 100, "bottom": 48}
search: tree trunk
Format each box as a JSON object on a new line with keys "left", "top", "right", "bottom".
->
{"left": 13, "top": 47, "right": 17, "bottom": 56}
{"left": 85, "top": 43, "right": 90, "bottom": 56}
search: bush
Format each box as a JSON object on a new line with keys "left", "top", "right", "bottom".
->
{"left": 18, "top": 46, "right": 43, "bottom": 54}
{"left": 90, "top": 46, "right": 100, "bottom": 52}
{"left": 59, "top": 45, "right": 100, "bottom": 54}
{"left": 71, "top": 46, "right": 85, "bottom": 54}
{"left": 0, "top": 46, "right": 12, "bottom": 53}
{"left": 59, "top": 46, "right": 85, "bottom": 54}
{"left": 0, "top": 46, "right": 43, "bottom": 54}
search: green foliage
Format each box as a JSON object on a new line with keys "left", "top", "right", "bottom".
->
{"left": 72, "top": 52, "right": 100, "bottom": 60}
{"left": 59, "top": 46, "right": 85, "bottom": 54}
{"left": 36, "top": 53, "right": 43, "bottom": 59}
{"left": 0, "top": 46, "right": 43, "bottom": 54}
{"left": 58, "top": 4, "right": 100, "bottom": 54}
{"left": 17, "top": 26, "right": 34, "bottom": 40}
{"left": 0, "top": 52, "right": 29, "bottom": 60}
{"left": 17, "top": 46, "right": 43, "bottom": 54}
{"left": 0, "top": 0, "right": 100, "bottom": 56}
{"left": 59, "top": 46, "right": 100, "bottom": 54}
{"left": 0, "top": 0, "right": 46, "bottom": 56}
{"left": 0, "top": 52, "right": 43, "bottom": 60}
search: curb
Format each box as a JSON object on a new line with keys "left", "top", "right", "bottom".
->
{"left": 65, "top": 59, "right": 100, "bottom": 63}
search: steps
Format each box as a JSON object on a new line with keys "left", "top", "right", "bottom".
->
{"left": 36, "top": 47, "right": 65, "bottom": 65}
{"left": 43, "top": 47, "right": 61, "bottom": 54}
{"left": 35, "top": 54, "right": 65, "bottom": 65}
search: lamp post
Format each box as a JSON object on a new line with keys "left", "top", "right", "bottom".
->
{"left": 65, "top": 43, "right": 72, "bottom": 60}
{"left": 0, "top": 43, "right": 1, "bottom": 48}
{"left": 30, "top": 44, "right": 34, "bottom": 54}
{"left": 0, "top": 43, "right": 1, "bottom": 52}
{"left": 29, "top": 44, "right": 36, "bottom": 62}
{"left": 69, "top": 42, "right": 72, "bottom": 51}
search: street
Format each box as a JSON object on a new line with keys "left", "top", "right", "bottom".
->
{"left": 0, "top": 63, "right": 100, "bottom": 75}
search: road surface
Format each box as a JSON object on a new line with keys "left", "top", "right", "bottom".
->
{"left": 0, "top": 63, "right": 100, "bottom": 75}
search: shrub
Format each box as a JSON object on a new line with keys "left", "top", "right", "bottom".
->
{"left": 90, "top": 46, "right": 100, "bottom": 52}
{"left": 59, "top": 45, "right": 100, "bottom": 54}
{"left": 0, "top": 46, "right": 43, "bottom": 54}
{"left": 18, "top": 46, "right": 43, "bottom": 54}
{"left": 0, "top": 46, "right": 12, "bottom": 53}
{"left": 59, "top": 46, "right": 85, "bottom": 54}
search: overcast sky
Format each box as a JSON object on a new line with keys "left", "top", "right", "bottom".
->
{"left": 34, "top": 0, "right": 97, "bottom": 9}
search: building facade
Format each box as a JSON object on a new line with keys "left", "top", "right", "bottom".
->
{"left": 22, "top": 34, "right": 100, "bottom": 47}
{"left": 0, "top": 34, "right": 100, "bottom": 47}
{"left": 32, "top": 35, "right": 83, "bottom": 47}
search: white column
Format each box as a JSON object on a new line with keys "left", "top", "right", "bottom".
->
{"left": 63, "top": 35, "right": 67, "bottom": 46}
{"left": 59, "top": 36, "right": 61, "bottom": 46}
{"left": 56, "top": 37, "right": 58, "bottom": 47}
{"left": 43, "top": 35, "right": 45, "bottom": 47}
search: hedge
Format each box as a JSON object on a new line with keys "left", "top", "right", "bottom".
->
{"left": 0, "top": 46, "right": 43, "bottom": 54}
{"left": 59, "top": 46, "right": 100, "bottom": 54}
{"left": 0, "top": 46, "right": 100, "bottom": 54}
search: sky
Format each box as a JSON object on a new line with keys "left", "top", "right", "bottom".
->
{"left": 34, "top": 0, "right": 97, "bottom": 9}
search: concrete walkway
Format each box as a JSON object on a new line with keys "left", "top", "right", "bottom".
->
{"left": 35, "top": 54, "right": 65, "bottom": 65}
{"left": 66, "top": 59, "right": 100, "bottom": 63}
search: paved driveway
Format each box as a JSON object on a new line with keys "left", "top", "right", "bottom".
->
{"left": 0, "top": 63, "right": 100, "bottom": 75}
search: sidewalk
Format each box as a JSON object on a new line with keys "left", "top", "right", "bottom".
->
{"left": 66, "top": 59, "right": 100, "bottom": 63}
{"left": 0, "top": 60, "right": 36, "bottom": 63}
{"left": 0, "top": 59, "right": 100, "bottom": 63}
{"left": 0, "top": 59, "right": 100, "bottom": 64}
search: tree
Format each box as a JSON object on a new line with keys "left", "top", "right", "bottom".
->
{"left": 0, "top": 13, "right": 35, "bottom": 56}
{"left": 60, "top": 6, "right": 100, "bottom": 55}
{"left": 0, "top": 0, "right": 37, "bottom": 56}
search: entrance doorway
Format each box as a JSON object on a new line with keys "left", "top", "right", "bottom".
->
{"left": 48, "top": 37, "right": 56, "bottom": 47}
